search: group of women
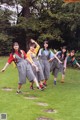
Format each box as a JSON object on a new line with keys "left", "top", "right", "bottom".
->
{"left": 1, "top": 39, "right": 80, "bottom": 94}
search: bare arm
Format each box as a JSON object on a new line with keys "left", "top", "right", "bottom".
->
{"left": 49, "top": 55, "right": 62, "bottom": 63}
{"left": 54, "top": 54, "right": 62, "bottom": 63}
{"left": 76, "top": 62, "right": 80, "bottom": 68}
{"left": 1, "top": 62, "right": 9, "bottom": 72}
{"left": 63, "top": 56, "right": 68, "bottom": 69}
{"left": 26, "top": 53, "right": 39, "bottom": 72}
{"left": 26, "top": 58, "right": 37, "bottom": 68}
{"left": 31, "top": 39, "right": 39, "bottom": 46}
{"left": 49, "top": 54, "right": 62, "bottom": 63}
{"left": 31, "top": 39, "right": 40, "bottom": 54}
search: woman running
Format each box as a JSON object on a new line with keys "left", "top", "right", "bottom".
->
{"left": 51, "top": 46, "right": 67, "bottom": 85}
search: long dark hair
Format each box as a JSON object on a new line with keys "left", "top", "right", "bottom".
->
{"left": 61, "top": 46, "right": 67, "bottom": 59}
{"left": 70, "top": 50, "right": 75, "bottom": 58}
{"left": 43, "top": 40, "right": 50, "bottom": 50}
{"left": 12, "top": 42, "right": 22, "bottom": 55}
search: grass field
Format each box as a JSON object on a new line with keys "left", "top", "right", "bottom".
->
{"left": 0, "top": 57, "right": 80, "bottom": 120}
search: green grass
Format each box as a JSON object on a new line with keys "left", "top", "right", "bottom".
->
{"left": 0, "top": 57, "right": 80, "bottom": 120}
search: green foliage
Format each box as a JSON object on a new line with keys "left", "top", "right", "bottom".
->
{"left": 0, "top": 0, "right": 80, "bottom": 53}
{"left": 0, "top": 33, "right": 12, "bottom": 55}
{"left": 0, "top": 10, "right": 13, "bottom": 55}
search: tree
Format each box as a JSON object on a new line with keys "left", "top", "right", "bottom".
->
{"left": 0, "top": 0, "right": 80, "bottom": 54}
{"left": 0, "top": 9, "right": 13, "bottom": 55}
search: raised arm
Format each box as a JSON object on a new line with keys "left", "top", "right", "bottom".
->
{"left": 76, "top": 62, "right": 80, "bottom": 68}
{"left": 30, "top": 39, "right": 40, "bottom": 54}
{"left": 1, "top": 62, "right": 9, "bottom": 72}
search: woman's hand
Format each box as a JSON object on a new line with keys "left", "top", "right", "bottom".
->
{"left": 64, "top": 67, "right": 66, "bottom": 73}
{"left": 59, "top": 60, "right": 62, "bottom": 64}
{"left": 35, "top": 66, "right": 39, "bottom": 72}
{"left": 1, "top": 62, "right": 9, "bottom": 72}
{"left": 32, "top": 63, "right": 39, "bottom": 72}
{"left": 30, "top": 39, "right": 35, "bottom": 43}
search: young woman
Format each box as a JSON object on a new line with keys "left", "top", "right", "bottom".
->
{"left": 51, "top": 48, "right": 80, "bottom": 85}
{"left": 67, "top": 50, "right": 80, "bottom": 68}
{"left": 1, "top": 42, "right": 40, "bottom": 94}
{"left": 52, "top": 46, "right": 67, "bottom": 84}
{"left": 38, "top": 40, "right": 62, "bottom": 86}
{"left": 27, "top": 39, "right": 45, "bottom": 90}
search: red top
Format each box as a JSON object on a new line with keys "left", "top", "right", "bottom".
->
{"left": 8, "top": 50, "right": 27, "bottom": 64}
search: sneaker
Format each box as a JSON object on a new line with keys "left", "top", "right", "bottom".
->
{"left": 37, "top": 86, "right": 40, "bottom": 89}
{"left": 61, "top": 80, "right": 64, "bottom": 83}
{"left": 30, "top": 85, "right": 34, "bottom": 90}
{"left": 37, "top": 86, "right": 44, "bottom": 91}
{"left": 43, "top": 84, "right": 46, "bottom": 88}
{"left": 43, "top": 83, "right": 47, "bottom": 87}
{"left": 40, "top": 84, "right": 45, "bottom": 89}
{"left": 54, "top": 80, "right": 56, "bottom": 85}
{"left": 16, "top": 91, "right": 22, "bottom": 94}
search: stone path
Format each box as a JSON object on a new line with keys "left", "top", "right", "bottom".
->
{"left": 24, "top": 96, "right": 38, "bottom": 100}
{"left": 36, "top": 102, "right": 48, "bottom": 106}
{"left": 44, "top": 109, "right": 57, "bottom": 114}
{"left": 1, "top": 87, "right": 13, "bottom": 91}
{"left": 36, "top": 117, "right": 53, "bottom": 120}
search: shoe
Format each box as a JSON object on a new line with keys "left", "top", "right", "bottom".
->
{"left": 43, "top": 83, "right": 47, "bottom": 87}
{"left": 16, "top": 91, "right": 22, "bottom": 94}
{"left": 61, "top": 80, "right": 64, "bottom": 83}
{"left": 43, "top": 84, "right": 46, "bottom": 88}
{"left": 37, "top": 86, "right": 44, "bottom": 91}
{"left": 30, "top": 85, "right": 34, "bottom": 90}
{"left": 40, "top": 84, "right": 45, "bottom": 89}
{"left": 54, "top": 80, "right": 56, "bottom": 85}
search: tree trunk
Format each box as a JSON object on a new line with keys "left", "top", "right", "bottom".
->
{"left": 22, "top": 0, "right": 30, "bottom": 18}
{"left": 22, "top": 0, "right": 30, "bottom": 51}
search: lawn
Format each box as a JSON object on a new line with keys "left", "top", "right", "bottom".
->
{"left": 0, "top": 57, "right": 80, "bottom": 120}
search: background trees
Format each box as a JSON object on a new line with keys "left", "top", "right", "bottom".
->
{"left": 0, "top": 0, "right": 80, "bottom": 55}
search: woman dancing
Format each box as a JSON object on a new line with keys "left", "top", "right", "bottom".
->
{"left": 27, "top": 39, "right": 45, "bottom": 90}
{"left": 1, "top": 42, "right": 40, "bottom": 94}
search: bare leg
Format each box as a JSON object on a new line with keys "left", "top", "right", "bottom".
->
{"left": 18, "top": 84, "right": 22, "bottom": 89}
{"left": 43, "top": 79, "right": 47, "bottom": 86}
{"left": 33, "top": 77, "right": 40, "bottom": 88}
{"left": 16, "top": 83, "right": 22, "bottom": 94}
{"left": 54, "top": 77, "right": 57, "bottom": 85}
{"left": 40, "top": 81, "right": 44, "bottom": 85}
{"left": 40, "top": 81, "right": 45, "bottom": 89}
{"left": 61, "top": 74, "right": 65, "bottom": 83}
{"left": 30, "top": 81, "right": 34, "bottom": 90}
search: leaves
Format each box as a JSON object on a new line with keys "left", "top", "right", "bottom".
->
{"left": 0, "top": 0, "right": 80, "bottom": 54}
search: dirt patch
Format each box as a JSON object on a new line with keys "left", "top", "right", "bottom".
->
{"left": 2, "top": 87, "right": 13, "bottom": 91}
{"left": 44, "top": 109, "right": 57, "bottom": 113}
{"left": 24, "top": 96, "right": 38, "bottom": 100}
{"left": 37, "top": 102, "right": 48, "bottom": 106}
{"left": 36, "top": 117, "right": 53, "bottom": 120}
{"left": 23, "top": 92, "right": 30, "bottom": 95}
